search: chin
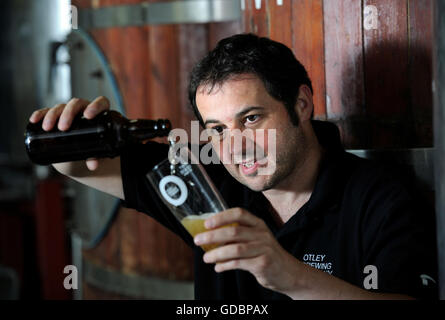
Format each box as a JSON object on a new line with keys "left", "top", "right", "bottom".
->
{"left": 248, "top": 180, "right": 277, "bottom": 192}
{"left": 224, "top": 164, "right": 279, "bottom": 191}
{"left": 239, "top": 175, "right": 277, "bottom": 192}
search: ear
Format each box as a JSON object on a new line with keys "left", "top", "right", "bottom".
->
{"left": 294, "top": 85, "right": 314, "bottom": 122}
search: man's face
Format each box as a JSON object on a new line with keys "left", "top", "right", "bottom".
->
{"left": 196, "top": 75, "right": 308, "bottom": 192}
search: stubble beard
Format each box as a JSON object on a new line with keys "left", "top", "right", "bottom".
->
{"left": 226, "top": 126, "right": 308, "bottom": 192}
{"left": 259, "top": 127, "right": 307, "bottom": 192}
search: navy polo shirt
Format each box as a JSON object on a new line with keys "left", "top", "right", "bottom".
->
{"left": 121, "top": 120, "right": 437, "bottom": 300}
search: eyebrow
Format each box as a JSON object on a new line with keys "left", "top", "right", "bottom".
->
{"left": 203, "top": 106, "right": 265, "bottom": 127}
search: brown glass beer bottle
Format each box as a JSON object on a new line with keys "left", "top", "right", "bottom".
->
{"left": 24, "top": 110, "right": 171, "bottom": 165}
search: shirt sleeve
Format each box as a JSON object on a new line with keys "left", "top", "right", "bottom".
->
{"left": 361, "top": 167, "right": 438, "bottom": 299}
{"left": 119, "top": 141, "right": 194, "bottom": 247}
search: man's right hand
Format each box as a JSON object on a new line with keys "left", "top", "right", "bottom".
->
{"left": 29, "top": 95, "right": 124, "bottom": 199}
{"left": 29, "top": 96, "right": 110, "bottom": 171}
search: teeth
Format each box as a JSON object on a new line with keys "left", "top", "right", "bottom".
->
{"left": 243, "top": 161, "right": 255, "bottom": 168}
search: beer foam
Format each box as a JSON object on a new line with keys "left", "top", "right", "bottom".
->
{"left": 182, "top": 212, "right": 217, "bottom": 220}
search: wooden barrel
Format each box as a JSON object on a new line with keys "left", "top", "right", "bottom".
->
{"left": 71, "top": 0, "right": 241, "bottom": 299}
{"left": 242, "top": 0, "right": 433, "bottom": 149}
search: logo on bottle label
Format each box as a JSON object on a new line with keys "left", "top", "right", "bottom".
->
{"left": 159, "top": 175, "right": 188, "bottom": 206}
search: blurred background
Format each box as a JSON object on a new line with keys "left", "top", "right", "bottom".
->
{"left": 0, "top": 0, "right": 444, "bottom": 300}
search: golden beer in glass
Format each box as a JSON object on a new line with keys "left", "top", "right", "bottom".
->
{"left": 180, "top": 213, "right": 238, "bottom": 252}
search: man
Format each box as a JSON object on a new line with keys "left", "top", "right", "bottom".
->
{"left": 29, "top": 34, "right": 437, "bottom": 299}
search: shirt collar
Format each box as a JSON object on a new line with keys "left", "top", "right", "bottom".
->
{"left": 293, "top": 120, "right": 347, "bottom": 217}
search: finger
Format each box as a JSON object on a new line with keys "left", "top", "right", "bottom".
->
{"left": 58, "top": 98, "right": 90, "bottom": 131}
{"left": 42, "top": 104, "right": 66, "bottom": 131}
{"left": 203, "top": 242, "right": 263, "bottom": 264}
{"left": 194, "top": 225, "right": 259, "bottom": 247}
{"left": 29, "top": 107, "right": 50, "bottom": 123}
{"left": 205, "top": 208, "right": 262, "bottom": 229}
{"left": 86, "top": 159, "right": 99, "bottom": 171}
{"left": 83, "top": 96, "right": 110, "bottom": 119}
{"left": 214, "top": 256, "right": 262, "bottom": 273}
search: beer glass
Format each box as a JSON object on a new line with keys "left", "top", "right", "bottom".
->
{"left": 147, "top": 148, "right": 231, "bottom": 251}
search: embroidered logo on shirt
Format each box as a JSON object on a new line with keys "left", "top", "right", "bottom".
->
{"left": 302, "top": 253, "right": 333, "bottom": 274}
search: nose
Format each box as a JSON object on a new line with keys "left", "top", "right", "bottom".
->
{"left": 226, "top": 128, "right": 256, "bottom": 163}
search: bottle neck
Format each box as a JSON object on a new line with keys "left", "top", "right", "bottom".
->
{"left": 126, "top": 119, "right": 171, "bottom": 141}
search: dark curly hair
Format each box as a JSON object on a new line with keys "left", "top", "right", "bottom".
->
{"left": 188, "top": 33, "right": 313, "bottom": 127}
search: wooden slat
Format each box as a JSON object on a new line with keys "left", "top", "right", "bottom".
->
{"left": 163, "top": 225, "right": 193, "bottom": 280}
{"left": 291, "top": 0, "right": 326, "bottom": 118}
{"left": 92, "top": 27, "right": 151, "bottom": 119}
{"left": 138, "top": 214, "right": 162, "bottom": 276}
{"left": 323, "top": 0, "right": 366, "bottom": 148}
{"left": 248, "top": 0, "right": 270, "bottom": 36}
{"left": 178, "top": 24, "right": 209, "bottom": 134}
{"left": 0, "top": 213, "right": 24, "bottom": 286}
{"left": 323, "top": 0, "right": 364, "bottom": 118}
{"left": 363, "top": 0, "right": 410, "bottom": 148}
{"left": 146, "top": 26, "right": 181, "bottom": 122}
{"left": 119, "top": 209, "right": 140, "bottom": 273}
{"left": 268, "top": 0, "right": 292, "bottom": 48}
{"left": 363, "top": 0, "right": 409, "bottom": 116}
{"left": 208, "top": 21, "right": 243, "bottom": 51}
{"left": 408, "top": 0, "right": 433, "bottom": 147}
{"left": 34, "top": 179, "right": 71, "bottom": 299}
{"left": 104, "top": 211, "right": 121, "bottom": 270}
{"left": 241, "top": 0, "right": 252, "bottom": 32}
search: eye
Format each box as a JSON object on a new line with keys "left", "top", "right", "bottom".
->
{"left": 207, "top": 126, "right": 227, "bottom": 141}
{"left": 211, "top": 126, "right": 224, "bottom": 134}
{"left": 245, "top": 114, "right": 260, "bottom": 124}
{"left": 207, "top": 126, "right": 226, "bottom": 139}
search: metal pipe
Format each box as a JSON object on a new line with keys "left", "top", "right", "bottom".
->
{"left": 77, "top": 0, "right": 241, "bottom": 29}
{"left": 433, "top": 0, "right": 445, "bottom": 300}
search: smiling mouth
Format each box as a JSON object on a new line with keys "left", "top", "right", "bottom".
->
{"left": 237, "top": 158, "right": 267, "bottom": 176}
{"left": 241, "top": 159, "right": 256, "bottom": 168}
{"left": 240, "top": 160, "right": 258, "bottom": 173}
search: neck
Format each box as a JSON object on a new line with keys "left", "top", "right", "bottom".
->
{"left": 263, "top": 127, "right": 323, "bottom": 225}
